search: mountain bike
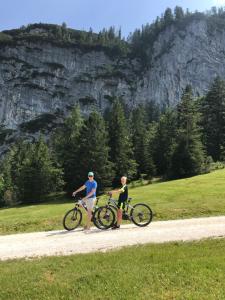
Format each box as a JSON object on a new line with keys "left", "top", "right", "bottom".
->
{"left": 97, "top": 195, "right": 153, "bottom": 228}
{"left": 63, "top": 197, "right": 115, "bottom": 231}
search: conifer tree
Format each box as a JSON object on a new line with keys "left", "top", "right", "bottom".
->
{"left": 17, "top": 137, "right": 63, "bottom": 203}
{"left": 174, "top": 6, "right": 184, "bottom": 20}
{"left": 2, "top": 138, "right": 63, "bottom": 204}
{"left": 52, "top": 106, "right": 83, "bottom": 192}
{"left": 154, "top": 110, "right": 177, "bottom": 176}
{"left": 131, "top": 106, "right": 155, "bottom": 178}
{"left": 108, "top": 100, "right": 137, "bottom": 184}
{"left": 77, "top": 112, "right": 114, "bottom": 191}
{"left": 201, "top": 77, "right": 225, "bottom": 161}
{"left": 164, "top": 8, "right": 174, "bottom": 25}
{"left": 170, "top": 86, "right": 205, "bottom": 178}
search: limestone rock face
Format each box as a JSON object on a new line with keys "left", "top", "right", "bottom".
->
{"left": 0, "top": 42, "right": 132, "bottom": 129}
{"left": 146, "top": 19, "right": 225, "bottom": 106}
{"left": 0, "top": 18, "right": 225, "bottom": 138}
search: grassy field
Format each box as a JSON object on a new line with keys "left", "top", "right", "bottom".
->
{"left": 0, "top": 238, "right": 224, "bottom": 300}
{"left": 1, "top": 169, "right": 225, "bottom": 235}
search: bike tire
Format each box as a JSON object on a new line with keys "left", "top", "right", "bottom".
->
{"left": 130, "top": 203, "right": 153, "bottom": 227}
{"left": 63, "top": 208, "right": 82, "bottom": 231}
{"left": 93, "top": 206, "right": 115, "bottom": 230}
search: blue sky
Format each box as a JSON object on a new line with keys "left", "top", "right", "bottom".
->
{"left": 0, "top": 0, "right": 224, "bottom": 36}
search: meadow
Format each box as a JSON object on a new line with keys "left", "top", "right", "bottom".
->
{"left": 0, "top": 238, "right": 224, "bottom": 300}
{"left": 0, "top": 169, "right": 225, "bottom": 235}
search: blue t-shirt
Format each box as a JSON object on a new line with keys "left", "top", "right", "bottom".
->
{"left": 85, "top": 180, "right": 97, "bottom": 198}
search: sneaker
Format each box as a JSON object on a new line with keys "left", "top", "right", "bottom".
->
{"left": 83, "top": 225, "right": 90, "bottom": 231}
{"left": 111, "top": 224, "right": 120, "bottom": 230}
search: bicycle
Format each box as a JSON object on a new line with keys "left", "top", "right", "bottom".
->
{"left": 63, "top": 197, "right": 115, "bottom": 231}
{"left": 97, "top": 195, "right": 153, "bottom": 228}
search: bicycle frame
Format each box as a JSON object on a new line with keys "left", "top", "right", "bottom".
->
{"left": 73, "top": 197, "right": 99, "bottom": 213}
{"left": 107, "top": 196, "right": 134, "bottom": 220}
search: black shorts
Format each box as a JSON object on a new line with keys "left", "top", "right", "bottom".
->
{"left": 117, "top": 199, "right": 126, "bottom": 210}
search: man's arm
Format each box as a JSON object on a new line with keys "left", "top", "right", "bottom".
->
{"left": 72, "top": 185, "right": 86, "bottom": 196}
{"left": 83, "top": 188, "right": 96, "bottom": 200}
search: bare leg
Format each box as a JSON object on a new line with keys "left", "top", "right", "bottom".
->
{"left": 117, "top": 209, "right": 122, "bottom": 226}
{"left": 86, "top": 209, "right": 92, "bottom": 230}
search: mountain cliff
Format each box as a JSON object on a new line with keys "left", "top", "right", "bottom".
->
{"left": 1, "top": 10, "right": 225, "bottom": 151}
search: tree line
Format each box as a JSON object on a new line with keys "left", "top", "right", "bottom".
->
{"left": 3, "top": 6, "right": 225, "bottom": 60}
{"left": 128, "top": 5, "right": 225, "bottom": 64}
{"left": 1, "top": 77, "right": 225, "bottom": 206}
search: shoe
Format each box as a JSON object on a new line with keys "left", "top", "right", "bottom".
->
{"left": 111, "top": 224, "right": 120, "bottom": 230}
{"left": 83, "top": 225, "right": 90, "bottom": 231}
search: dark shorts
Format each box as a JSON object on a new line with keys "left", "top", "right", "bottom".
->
{"left": 117, "top": 199, "right": 126, "bottom": 210}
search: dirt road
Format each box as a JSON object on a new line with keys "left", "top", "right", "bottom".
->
{"left": 0, "top": 216, "right": 225, "bottom": 261}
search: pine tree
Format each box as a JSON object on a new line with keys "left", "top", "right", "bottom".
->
{"left": 201, "top": 77, "right": 225, "bottom": 161}
{"left": 52, "top": 106, "right": 83, "bottom": 192}
{"left": 0, "top": 175, "right": 5, "bottom": 206}
{"left": 108, "top": 100, "right": 137, "bottom": 185}
{"left": 174, "top": 6, "right": 184, "bottom": 20}
{"left": 164, "top": 8, "right": 174, "bottom": 25}
{"left": 131, "top": 106, "right": 155, "bottom": 178}
{"left": 146, "top": 123, "right": 157, "bottom": 178}
{"left": 2, "top": 138, "right": 63, "bottom": 204}
{"left": 154, "top": 110, "right": 177, "bottom": 176}
{"left": 1, "top": 149, "right": 16, "bottom": 206}
{"left": 146, "top": 100, "right": 160, "bottom": 123}
{"left": 78, "top": 112, "right": 114, "bottom": 191}
{"left": 170, "top": 86, "right": 205, "bottom": 178}
{"left": 17, "top": 137, "right": 63, "bottom": 203}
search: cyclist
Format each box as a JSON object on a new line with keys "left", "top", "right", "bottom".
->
{"left": 72, "top": 171, "right": 97, "bottom": 230}
{"left": 109, "top": 176, "right": 128, "bottom": 229}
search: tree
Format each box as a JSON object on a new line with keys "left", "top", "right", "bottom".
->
{"left": 164, "top": 8, "right": 174, "bottom": 25}
{"left": 146, "top": 123, "right": 157, "bottom": 178}
{"left": 78, "top": 112, "right": 114, "bottom": 191}
{"left": 0, "top": 175, "right": 5, "bottom": 206}
{"left": 201, "top": 77, "right": 225, "bottom": 161}
{"left": 108, "top": 100, "right": 137, "bottom": 185}
{"left": 62, "top": 22, "right": 67, "bottom": 29}
{"left": 170, "top": 86, "right": 205, "bottom": 178}
{"left": 17, "top": 137, "right": 63, "bottom": 203}
{"left": 2, "top": 138, "right": 63, "bottom": 204}
{"left": 174, "top": 6, "right": 184, "bottom": 21}
{"left": 52, "top": 106, "right": 83, "bottom": 192}
{"left": 154, "top": 110, "right": 177, "bottom": 176}
{"left": 146, "top": 100, "right": 160, "bottom": 123}
{"left": 131, "top": 106, "right": 155, "bottom": 178}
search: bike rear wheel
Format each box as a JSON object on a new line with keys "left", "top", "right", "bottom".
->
{"left": 93, "top": 206, "right": 115, "bottom": 230}
{"left": 63, "top": 208, "right": 82, "bottom": 231}
{"left": 131, "top": 203, "right": 153, "bottom": 227}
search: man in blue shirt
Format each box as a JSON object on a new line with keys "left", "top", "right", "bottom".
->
{"left": 72, "top": 171, "right": 97, "bottom": 230}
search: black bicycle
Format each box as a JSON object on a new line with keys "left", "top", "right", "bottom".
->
{"left": 63, "top": 197, "right": 115, "bottom": 231}
{"left": 97, "top": 195, "right": 153, "bottom": 228}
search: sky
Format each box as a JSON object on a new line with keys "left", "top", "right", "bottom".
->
{"left": 0, "top": 0, "right": 225, "bottom": 37}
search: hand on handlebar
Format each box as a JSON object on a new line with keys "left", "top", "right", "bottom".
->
{"left": 72, "top": 191, "right": 77, "bottom": 197}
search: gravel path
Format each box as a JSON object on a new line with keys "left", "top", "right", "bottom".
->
{"left": 0, "top": 216, "right": 225, "bottom": 261}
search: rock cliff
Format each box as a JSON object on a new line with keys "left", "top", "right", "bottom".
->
{"left": 0, "top": 15, "right": 225, "bottom": 150}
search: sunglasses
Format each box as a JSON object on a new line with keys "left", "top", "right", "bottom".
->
{"left": 88, "top": 175, "right": 93, "bottom": 177}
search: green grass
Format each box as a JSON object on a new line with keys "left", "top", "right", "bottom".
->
{"left": 0, "top": 238, "right": 225, "bottom": 300}
{"left": 1, "top": 169, "right": 225, "bottom": 235}
{"left": 131, "top": 169, "right": 225, "bottom": 220}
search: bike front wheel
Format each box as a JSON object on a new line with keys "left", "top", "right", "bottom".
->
{"left": 63, "top": 208, "right": 82, "bottom": 231}
{"left": 93, "top": 206, "right": 115, "bottom": 230}
{"left": 131, "top": 203, "right": 153, "bottom": 227}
